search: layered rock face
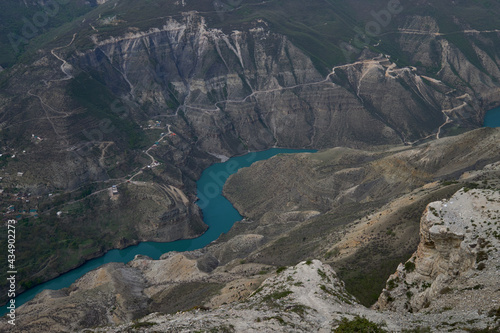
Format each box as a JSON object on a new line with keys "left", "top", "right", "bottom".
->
{"left": 3, "top": 11, "right": 494, "bottom": 197}
{"left": 375, "top": 188, "right": 500, "bottom": 317}
{"left": 396, "top": 15, "right": 500, "bottom": 111}
{"left": 72, "top": 13, "right": 493, "bottom": 155}
{"left": 3, "top": 1, "right": 500, "bottom": 318}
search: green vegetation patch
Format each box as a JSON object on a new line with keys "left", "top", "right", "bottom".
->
{"left": 276, "top": 266, "right": 287, "bottom": 274}
{"left": 404, "top": 261, "right": 416, "bottom": 273}
{"left": 262, "top": 290, "right": 293, "bottom": 302}
{"left": 68, "top": 73, "right": 147, "bottom": 149}
{"left": 334, "top": 316, "right": 387, "bottom": 333}
{"left": 130, "top": 321, "right": 156, "bottom": 329}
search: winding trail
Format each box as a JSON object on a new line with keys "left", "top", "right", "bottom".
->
{"left": 194, "top": 59, "right": 395, "bottom": 115}
{"left": 50, "top": 33, "right": 77, "bottom": 82}
{"left": 27, "top": 90, "right": 70, "bottom": 145}
{"left": 382, "top": 28, "right": 500, "bottom": 37}
{"left": 436, "top": 102, "right": 468, "bottom": 139}
{"left": 98, "top": 142, "right": 115, "bottom": 167}
{"left": 128, "top": 125, "right": 173, "bottom": 181}
{"left": 12, "top": 9, "right": 487, "bottom": 252}
{"left": 28, "top": 21, "right": 479, "bottom": 202}
{"left": 50, "top": 126, "right": 175, "bottom": 206}
{"left": 210, "top": 62, "right": 355, "bottom": 109}
{"left": 173, "top": 56, "right": 461, "bottom": 145}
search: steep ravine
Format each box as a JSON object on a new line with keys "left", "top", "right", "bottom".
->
{"left": 72, "top": 13, "right": 494, "bottom": 153}
{"left": 2, "top": 129, "right": 500, "bottom": 332}
{"left": 2, "top": 5, "right": 500, "bottom": 311}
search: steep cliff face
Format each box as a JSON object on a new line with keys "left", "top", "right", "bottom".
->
{"left": 375, "top": 188, "right": 500, "bottom": 317}
{"left": 71, "top": 13, "right": 494, "bottom": 154}
{"left": 395, "top": 14, "right": 500, "bottom": 112}
{"left": 2, "top": 0, "right": 500, "bottom": 313}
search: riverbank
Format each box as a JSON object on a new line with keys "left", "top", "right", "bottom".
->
{"left": 0, "top": 148, "right": 316, "bottom": 316}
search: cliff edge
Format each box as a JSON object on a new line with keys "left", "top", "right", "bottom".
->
{"left": 375, "top": 187, "right": 500, "bottom": 329}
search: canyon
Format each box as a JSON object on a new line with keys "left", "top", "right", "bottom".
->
{"left": 2, "top": 128, "right": 499, "bottom": 332}
{"left": 0, "top": 0, "right": 500, "bottom": 331}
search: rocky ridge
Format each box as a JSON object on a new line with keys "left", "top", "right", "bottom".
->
{"left": 2, "top": 0, "right": 500, "bottom": 318}
{"left": 84, "top": 188, "right": 500, "bottom": 333}
{"left": 72, "top": 12, "right": 490, "bottom": 152}
{"left": 88, "top": 260, "right": 393, "bottom": 333}
{"left": 222, "top": 128, "right": 500, "bottom": 300}
{"left": 375, "top": 188, "right": 500, "bottom": 318}
{"left": 3, "top": 161, "right": 500, "bottom": 332}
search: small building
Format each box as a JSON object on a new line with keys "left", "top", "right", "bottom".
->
{"left": 57, "top": 211, "right": 63, "bottom": 217}
{"left": 112, "top": 185, "right": 118, "bottom": 195}
{"left": 17, "top": 172, "right": 23, "bottom": 177}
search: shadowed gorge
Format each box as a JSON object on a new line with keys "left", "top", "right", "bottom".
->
{"left": 0, "top": 0, "right": 500, "bottom": 331}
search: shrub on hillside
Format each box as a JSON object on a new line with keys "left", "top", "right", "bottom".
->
{"left": 334, "top": 316, "right": 387, "bottom": 333}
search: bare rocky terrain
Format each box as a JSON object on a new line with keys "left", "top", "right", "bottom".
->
{"left": 7, "top": 181, "right": 499, "bottom": 332}
{"left": 2, "top": 129, "right": 500, "bottom": 332}
{"left": 375, "top": 188, "right": 500, "bottom": 319}
{"left": 3, "top": 0, "right": 500, "bottom": 298}
{"left": 79, "top": 186, "right": 500, "bottom": 332}
{"left": 1, "top": 0, "right": 500, "bottom": 330}
{"left": 223, "top": 127, "right": 500, "bottom": 304}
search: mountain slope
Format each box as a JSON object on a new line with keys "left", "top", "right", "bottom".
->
{"left": 4, "top": 183, "right": 499, "bottom": 332}
{"left": 1, "top": 0, "right": 500, "bottom": 307}
{"left": 2, "top": 128, "right": 499, "bottom": 333}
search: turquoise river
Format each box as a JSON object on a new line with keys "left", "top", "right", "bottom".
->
{"left": 1, "top": 148, "right": 316, "bottom": 316}
{"left": 484, "top": 106, "right": 500, "bottom": 127}
{"left": 2, "top": 104, "right": 500, "bottom": 316}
